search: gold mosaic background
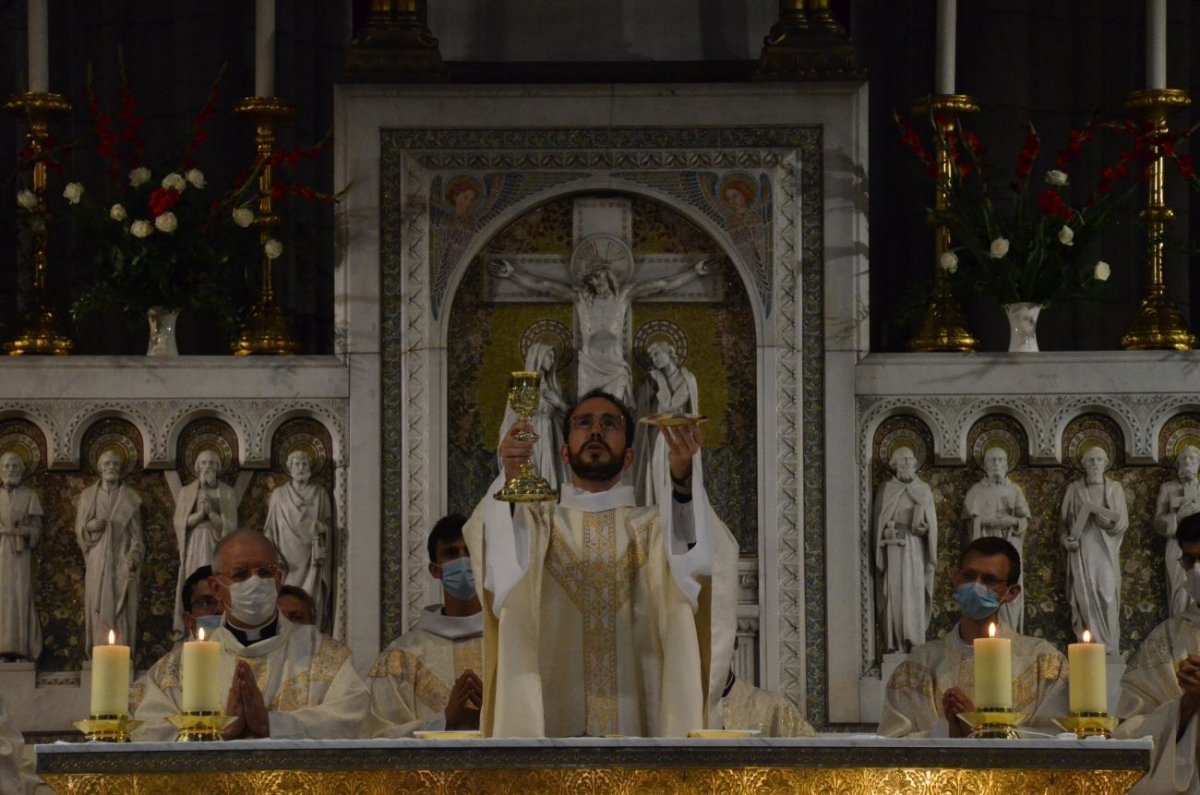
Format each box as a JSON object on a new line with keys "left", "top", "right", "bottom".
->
{"left": 445, "top": 195, "right": 759, "bottom": 551}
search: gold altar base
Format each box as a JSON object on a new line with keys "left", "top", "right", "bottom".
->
{"left": 73, "top": 714, "right": 141, "bottom": 743}
{"left": 231, "top": 297, "right": 300, "bottom": 355}
{"left": 168, "top": 711, "right": 236, "bottom": 742}
{"left": 4, "top": 295, "right": 72, "bottom": 356}
{"left": 1120, "top": 290, "right": 1196, "bottom": 351}
{"left": 1055, "top": 712, "right": 1119, "bottom": 739}
{"left": 959, "top": 709, "right": 1025, "bottom": 740}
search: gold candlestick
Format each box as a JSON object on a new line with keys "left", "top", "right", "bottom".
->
{"left": 907, "top": 94, "right": 980, "bottom": 353}
{"left": 344, "top": 0, "right": 448, "bottom": 82}
{"left": 958, "top": 708, "right": 1024, "bottom": 740}
{"left": 73, "top": 714, "right": 142, "bottom": 743}
{"left": 231, "top": 96, "right": 300, "bottom": 355}
{"left": 754, "top": 0, "right": 862, "bottom": 80}
{"left": 4, "top": 92, "right": 73, "bottom": 356}
{"left": 1054, "top": 711, "right": 1118, "bottom": 739}
{"left": 1120, "top": 88, "right": 1195, "bottom": 350}
{"left": 168, "top": 710, "right": 236, "bottom": 742}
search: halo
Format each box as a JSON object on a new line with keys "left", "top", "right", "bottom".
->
{"left": 181, "top": 434, "right": 234, "bottom": 481}
{"left": 274, "top": 434, "right": 327, "bottom": 478}
{"left": 1067, "top": 429, "right": 1117, "bottom": 470}
{"left": 519, "top": 319, "right": 574, "bottom": 373}
{"left": 717, "top": 171, "right": 759, "bottom": 211}
{"left": 879, "top": 428, "right": 928, "bottom": 473}
{"left": 86, "top": 433, "right": 138, "bottom": 477}
{"left": 971, "top": 429, "right": 1022, "bottom": 472}
{"left": 633, "top": 320, "right": 690, "bottom": 373}
{"left": 1164, "top": 428, "right": 1200, "bottom": 465}
{"left": 0, "top": 431, "right": 42, "bottom": 475}
{"left": 569, "top": 233, "right": 634, "bottom": 285}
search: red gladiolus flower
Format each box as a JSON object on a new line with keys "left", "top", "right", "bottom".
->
{"left": 1036, "top": 187, "right": 1074, "bottom": 220}
{"left": 1178, "top": 154, "right": 1196, "bottom": 181}
{"left": 148, "top": 187, "right": 181, "bottom": 217}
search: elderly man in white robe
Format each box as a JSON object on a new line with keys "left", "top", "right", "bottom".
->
{"left": 134, "top": 530, "right": 367, "bottom": 741}
{"left": 879, "top": 536, "right": 1068, "bottom": 738}
{"left": 264, "top": 449, "right": 334, "bottom": 627}
{"left": 1116, "top": 512, "right": 1200, "bottom": 793}
{"left": 962, "top": 447, "right": 1031, "bottom": 632}
{"left": 368, "top": 514, "right": 483, "bottom": 736}
{"left": 467, "top": 388, "right": 738, "bottom": 737}
{"left": 172, "top": 448, "right": 239, "bottom": 636}
{"left": 1061, "top": 446, "right": 1128, "bottom": 653}
{"left": 0, "top": 452, "right": 43, "bottom": 661}
{"left": 75, "top": 449, "right": 143, "bottom": 653}
{"left": 1155, "top": 446, "right": 1200, "bottom": 617}
{"left": 873, "top": 446, "right": 937, "bottom": 654}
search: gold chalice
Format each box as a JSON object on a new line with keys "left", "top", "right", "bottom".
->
{"left": 494, "top": 371, "right": 558, "bottom": 502}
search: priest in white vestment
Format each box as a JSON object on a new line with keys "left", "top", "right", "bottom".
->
{"left": 879, "top": 537, "right": 1068, "bottom": 737}
{"left": 1116, "top": 512, "right": 1200, "bottom": 794}
{"left": 466, "top": 389, "right": 738, "bottom": 738}
{"left": 171, "top": 448, "right": 238, "bottom": 636}
{"left": 133, "top": 530, "right": 367, "bottom": 741}
{"left": 0, "top": 452, "right": 43, "bottom": 661}
{"left": 368, "top": 514, "right": 483, "bottom": 736}
{"left": 1154, "top": 446, "right": 1200, "bottom": 617}
{"left": 717, "top": 670, "right": 815, "bottom": 737}
{"left": 264, "top": 449, "right": 334, "bottom": 627}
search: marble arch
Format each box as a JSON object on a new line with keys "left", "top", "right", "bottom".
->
{"left": 67, "top": 407, "right": 157, "bottom": 471}
{"left": 163, "top": 410, "right": 250, "bottom": 471}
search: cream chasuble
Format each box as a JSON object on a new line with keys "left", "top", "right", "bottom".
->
{"left": 466, "top": 455, "right": 737, "bottom": 738}
{"left": 878, "top": 621, "right": 1068, "bottom": 737}
{"left": 367, "top": 605, "right": 483, "bottom": 737}
{"left": 1115, "top": 605, "right": 1200, "bottom": 794}
{"left": 719, "top": 678, "right": 816, "bottom": 737}
{"left": 132, "top": 615, "right": 368, "bottom": 741}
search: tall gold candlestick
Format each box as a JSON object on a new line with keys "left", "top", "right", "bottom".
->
{"left": 4, "top": 91, "right": 73, "bottom": 355}
{"left": 231, "top": 96, "right": 300, "bottom": 355}
{"left": 907, "top": 94, "right": 980, "bottom": 352}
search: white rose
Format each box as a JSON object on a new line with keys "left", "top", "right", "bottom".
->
{"left": 63, "top": 182, "right": 84, "bottom": 204}
{"left": 184, "top": 168, "right": 206, "bottom": 189}
{"left": 1058, "top": 225, "right": 1075, "bottom": 246}
{"left": 264, "top": 239, "right": 283, "bottom": 260}
{"left": 16, "top": 189, "right": 36, "bottom": 211}
{"left": 109, "top": 203, "right": 127, "bottom": 222}
{"left": 989, "top": 237, "right": 1010, "bottom": 259}
{"left": 161, "top": 172, "right": 186, "bottom": 192}
{"left": 128, "top": 167, "right": 151, "bottom": 188}
{"left": 1046, "top": 170, "right": 1069, "bottom": 186}
{"left": 1093, "top": 261, "right": 1111, "bottom": 282}
{"left": 938, "top": 251, "right": 958, "bottom": 273}
{"left": 232, "top": 207, "right": 255, "bottom": 228}
{"left": 130, "top": 220, "right": 154, "bottom": 238}
{"left": 154, "top": 211, "right": 178, "bottom": 233}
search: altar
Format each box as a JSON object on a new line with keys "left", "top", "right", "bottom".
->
{"left": 35, "top": 737, "right": 1153, "bottom": 793}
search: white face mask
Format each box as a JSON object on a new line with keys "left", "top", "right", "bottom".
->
{"left": 225, "top": 575, "right": 278, "bottom": 626}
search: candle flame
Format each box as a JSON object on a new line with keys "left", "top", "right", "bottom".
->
{"left": 107, "top": 629, "right": 116, "bottom": 645}
{"left": 197, "top": 627, "right": 206, "bottom": 641}
{"left": 1082, "top": 629, "right": 1092, "bottom": 643}
{"left": 987, "top": 622, "right": 996, "bottom": 638}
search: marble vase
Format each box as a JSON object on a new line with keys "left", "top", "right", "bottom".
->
{"left": 146, "top": 307, "right": 180, "bottom": 356}
{"left": 1003, "top": 302, "right": 1044, "bottom": 353}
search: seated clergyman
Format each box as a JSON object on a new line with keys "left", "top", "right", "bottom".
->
{"left": 718, "top": 666, "right": 815, "bottom": 737}
{"left": 1115, "top": 512, "right": 1200, "bottom": 792}
{"left": 278, "top": 585, "right": 316, "bottom": 626}
{"left": 133, "top": 530, "right": 368, "bottom": 740}
{"left": 878, "top": 537, "right": 1068, "bottom": 737}
{"left": 367, "top": 514, "right": 483, "bottom": 736}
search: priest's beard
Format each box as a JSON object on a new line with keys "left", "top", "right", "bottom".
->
{"left": 568, "top": 441, "right": 628, "bottom": 483}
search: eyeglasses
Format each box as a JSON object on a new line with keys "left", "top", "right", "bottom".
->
{"left": 221, "top": 564, "right": 283, "bottom": 583}
{"left": 960, "top": 572, "right": 1008, "bottom": 589}
{"left": 570, "top": 413, "right": 625, "bottom": 434}
{"left": 189, "top": 596, "right": 220, "bottom": 611}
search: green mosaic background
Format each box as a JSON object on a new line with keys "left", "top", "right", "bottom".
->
{"left": 445, "top": 195, "right": 760, "bottom": 552}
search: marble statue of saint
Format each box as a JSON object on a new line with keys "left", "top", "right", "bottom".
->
{"left": 1154, "top": 445, "right": 1200, "bottom": 616}
{"left": 961, "top": 447, "right": 1032, "bottom": 632}
{"left": 492, "top": 258, "right": 711, "bottom": 407}
{"left": 632, "top": 339, "right": 700, "bottom": 505}
{"left": 873, "top": 447, "right": 937, "bottom": 653}
{"left": 497, "top": 341, "right": 569, "bottom": 491}
{"left": 264, "top": 449, "right": 334, "bottom": 627}
{"left": 171, "top": 449, "right": 239, "bottom": 635}
{"left": 1060, "top": 446, "right": 1128, "bottom": 653}
{"left": 0, "top": 452, "right": 43, "bottom": 661}
{"left": 76, "top": 449, "right": 144, "bottom": 654}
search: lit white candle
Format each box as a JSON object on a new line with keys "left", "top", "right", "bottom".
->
{"left": 255, "top": 0, "right": 276, "bottom": 97}
{"left": 182, "top": 626, "right": 223, "bottom": 713}
{"left": 973, "top": 622, "right": 1012, "bottom": 710}
{"left": 1146, "top": 0, "right": 1166, "bottom": 90}
{"left": 90, "top": 630, "right": 130, "bottom": 717}
{"left": 1068, "top": 629, "right": 1107, "bottom": 713}
{"left": 27, "top": 0, "right": 48, "bottom": 93}
{"left": 934, "top": 0, "right": 957, "bottom": 95}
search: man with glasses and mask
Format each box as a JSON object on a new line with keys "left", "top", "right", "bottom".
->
{"left": 133, "top": 530, "right": 368, "bottom": 741}
{"left": 367, "top": 514, "right": 484, "bottom": 736}
{"left": 466, "top": 389, "right": 738, "bottom": 737}
{"left": 879, "top": 537, "right": 1067, "bottom": 737}
{"left": 1116, "top": 512, "right": 1200, "bottom": 792}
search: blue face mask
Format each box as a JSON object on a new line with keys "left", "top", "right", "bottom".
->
{"left": 952, "top": 581, "right": 1004, "bottom": 620}
{"left": 439, "top": 557, "right": 476, "bottom": 602}
{"left": 193, "top": 614, "right": 223, "bottom": 636}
